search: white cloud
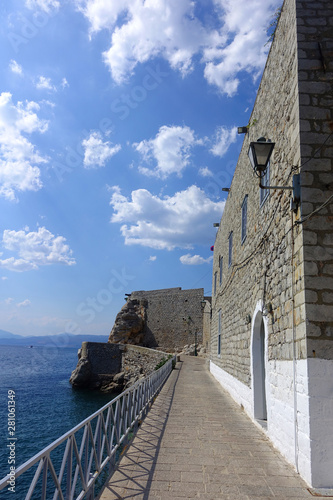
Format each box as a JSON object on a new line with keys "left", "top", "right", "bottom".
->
{"left": 61, "top": 77, "right": 69, "bottom": 89}
{"left": 1, "top": 276, "right": 8, "bottom": 280}
{"left": 0, "top": 92, "right": 48, "bottom": 201}
{"left": 199, "top": 166, "right": 214, "bottom": 177}
{"left": 77, "top": 0, "right": 280, "bottom": 94}
{"left": 77, "top": 0, "right": 215, "bottom": 84}
{"left": 36, "top": 76, "right": 57, "bottom": 92}
{"left": 103, "top": 1, "right": 213, "bottom": 84}
{"left": 0, "top": 227, "right": 76, "bottom": 272}
{"left": 210, "top": 126, "right": 237, "bottom": 157}
{"left": 9, "top": 60, "right": 23, "bottom": 75}
{"left": 110, "top": 185, "right": 225, "bottom": 250}
{"left": 180, "top": 254, "right": 213, "bottom": 265}
{"left": 203, "top": 0, "right": 281, "bottom": 95}
{"left": 5, "top": 298, "right": 14, "bottom": 305}
{"left": 149, "top": 256, "right": 157, "bottom": 262}
{"left": 17, "top": 299, "right": 31, "bottom": 307}
{"left": 134, "top": 125, "right": 200, "bottom": 179}
{"left": 82, "top": 131, "right": 121, "bottom": 168}
{"left": 76, "top": 0, "right": 131, "bottom": 34}
{"left": 25, "top": 0, "right": 60, "bottom": 12}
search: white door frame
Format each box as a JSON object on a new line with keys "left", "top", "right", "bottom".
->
{"left": 251, "top": 301, "right": 268, "bottom": 421}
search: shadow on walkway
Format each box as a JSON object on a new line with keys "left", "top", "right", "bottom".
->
{"left": 99, "top": 363, "right": 183, "bottom": 499}
{"left": 99, "top": 357, "right": 312, "bottom": 500}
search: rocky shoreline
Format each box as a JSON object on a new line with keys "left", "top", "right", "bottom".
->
{"left": 70, "top": 342, "right": 205, "bottom": 393}
{"left": 69, "top": 342, "right": 174, "bottom": 393}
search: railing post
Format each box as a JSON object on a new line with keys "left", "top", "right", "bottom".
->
{"left": 86, "top": 474, "right": 94, "bottom": 500}
{"left": 66, "top": 438, "right": 73, "bottom": 500}
{"left": 0, "top": 352, "right": 173, "bottom": 500}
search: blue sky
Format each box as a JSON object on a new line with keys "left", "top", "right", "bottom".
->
{"left": 0, "top": 0, "right": 280, "bottom": 336}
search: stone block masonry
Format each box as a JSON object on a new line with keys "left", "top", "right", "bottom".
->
{"left": 130, "top": 287, "right": 205, "bottom": 351}
{"left": 70, "top": 342, "right": 171, "bottom": 392}
{"left": 209, "top": 0, "right": 333, "bottom": 489}
{"left": 296, "top": 0, "right": 333, "bottom": 359}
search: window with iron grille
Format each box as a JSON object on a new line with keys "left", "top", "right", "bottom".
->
{"left": 218, "top": 309, "right": 221, "bottom": 356}
{"left": 228, "top": 231, "right": 233, "bottom": 268}
{"left": 219, "top": 256, "right": 223, "bottom": 285}
{"left": 241, "top": 195, "right": 248, "bottom": 244}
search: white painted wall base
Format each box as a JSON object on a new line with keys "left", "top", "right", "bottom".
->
{"left": 307, "top": 358, "right": 333, "bottom": 489}
{"left": 210, "top": 358, "right": 333, "bottom": 489}
{"left": 267, "top": 359, "right": 312, "bottom": 486}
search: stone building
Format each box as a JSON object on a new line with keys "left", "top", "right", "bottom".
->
{"left": 110, "top": 287, "right": 207, "bottom": 352}
{"left": 210, "top": 0, "right": 333, "bottom": 490}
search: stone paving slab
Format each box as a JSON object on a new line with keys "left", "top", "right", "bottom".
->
{"left": 99, "top": 356, "right": 313, "bottom": 499}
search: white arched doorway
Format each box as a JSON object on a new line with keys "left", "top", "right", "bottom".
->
{"left": 252, "top": 305, "right": 267, "bottom": 424}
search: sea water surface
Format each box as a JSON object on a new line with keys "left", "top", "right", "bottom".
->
{"left": 0, "top": 344, "right": 114, "bottom": 498}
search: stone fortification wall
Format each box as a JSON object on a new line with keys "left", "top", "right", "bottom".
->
{"left": 211, "top": 0, "right": 302, "bottom": 385}
{"left": 130, "top": 287, "right": 205, "bottom": 351}
{"left": 210, "top": 0, "right": 333, "bottom": 488}
{"left": 70, "top": 342, "right": 170, "bottom": 392}
{"left": 296, "top": 0, "right": 333, "bottom": 360}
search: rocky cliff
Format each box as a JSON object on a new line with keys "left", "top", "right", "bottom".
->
{"left": 108, "top": 298, "right": 147, "bottom": 345}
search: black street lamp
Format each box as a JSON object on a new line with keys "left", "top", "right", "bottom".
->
{"left": 248, "top": 137, "right": 300, "bottom": 212}
{"left": 248, "top": 137, "right": 275, "bottom": 173}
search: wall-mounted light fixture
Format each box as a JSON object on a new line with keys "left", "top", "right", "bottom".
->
{"left": 213, "top": 223, "right": 220, "bottom": 227}
{"left": 248, "top": 138, "right": 300, "bottom": 212}
{"left": 222, "top": 188, "right": 230, "bottom": 192}
{"left": 201, "top": 300, "right": 206, "bottom": 309}
{"left": 248, "top": 137, "right": 275, "bottom": 173}
{"left": 238, "top": 126, "right": 248, "bottom": 134}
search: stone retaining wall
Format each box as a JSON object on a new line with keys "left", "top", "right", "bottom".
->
{"left": 70, "top": 342, "right": 171, "bottom": 392}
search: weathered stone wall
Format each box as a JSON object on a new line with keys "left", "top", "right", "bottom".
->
{"left": 121, "top": 344, "right": 172, "bottom": 388}
{"left": 210, "top": 0, "right": 333, "bottom": 488}
{"left": 70, "top": 342, "right": 170, "bottom": 391}
{"left": 211, "top": 0, "right": 333, "bottom": 376}
{"left": 70, "top": 342, "right": 122, "bottom": 389}
{"left": 296, "top": 0, "right": 333, "bottom": 360}
{"left": 81, "top": 342, "right": 122, "bottom": 375}
{"left": 130, "top": 288, "right": 205, "bottom": 351}
{"left": 211, "top": 0, "right": 303, "bottom": 386}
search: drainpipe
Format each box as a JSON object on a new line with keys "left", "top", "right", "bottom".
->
{"left": 291, "top": 209, "right": 299, "bottom": 473}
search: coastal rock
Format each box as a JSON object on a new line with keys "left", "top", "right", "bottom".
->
{"left": 108, "top": 299, "right": 147, "bottom": 345}
{"left": 69, "top": 358, "right": 92, "bottom": 387}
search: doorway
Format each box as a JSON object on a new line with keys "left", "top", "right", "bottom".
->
{"left": 252, "top": 313, "right": 267, "bottom": 423}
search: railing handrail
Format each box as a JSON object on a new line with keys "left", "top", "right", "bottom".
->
{"left": 0, "top": 356, "right": 174, "bottom": 499}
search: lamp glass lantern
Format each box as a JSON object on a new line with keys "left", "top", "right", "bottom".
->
{"left": 248, "top": 138, "right": 275, "bottom": 173}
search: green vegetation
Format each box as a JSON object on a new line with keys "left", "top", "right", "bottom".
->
{"left": 247, "top": 118, "right": 258, "bottom": 129}
{"left": 155, "top": 354, "right": 174, "bottom": 371}
{"left": 266, "top": 6, "right": 282, "bottom": 46}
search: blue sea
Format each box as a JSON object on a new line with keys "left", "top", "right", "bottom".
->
{"left": 0, "top": 345, "right": 114, "bottom": 499}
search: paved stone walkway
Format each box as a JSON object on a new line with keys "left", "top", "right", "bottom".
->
{"left": 99, "top": 356, "right": 312, "bottom": 499}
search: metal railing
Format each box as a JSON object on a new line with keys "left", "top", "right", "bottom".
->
{"left": 0, "top": 357, "right": 174, "bottom": 500}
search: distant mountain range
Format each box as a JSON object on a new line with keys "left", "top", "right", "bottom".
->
{"left": 0, "top": 329, "right": 109, "bottom": 348}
